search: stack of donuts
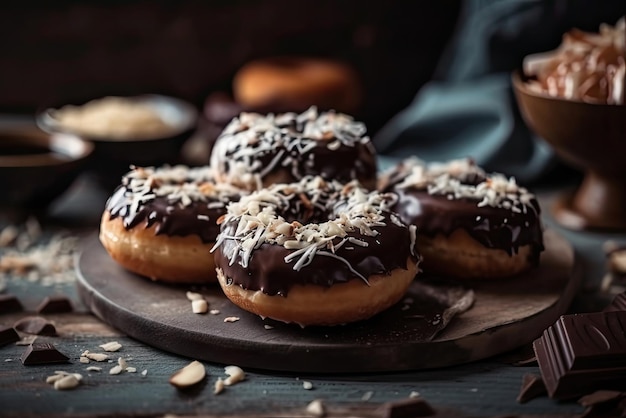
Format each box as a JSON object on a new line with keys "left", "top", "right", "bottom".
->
{"left": 100, "top": 106, "right": 545, "bottom": 327}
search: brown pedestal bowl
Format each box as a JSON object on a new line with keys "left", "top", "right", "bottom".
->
{"left": 512, "top": 71, "right": 626, "bottom": 231}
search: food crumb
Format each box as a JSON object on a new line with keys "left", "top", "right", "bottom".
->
{"left": 214, "top": 377, "right": 225, "bottom": 395}
{"left": 306, "top": 399, "right": 326, "bottom": 417}
{"left": 303, "top": 381, "right": 313, "bottom": 390}
{"left": 223, "top": 316, "right": 240, "bottom": 323}
{"left": 361, "top": 391, "right": 373, "bottom": 401}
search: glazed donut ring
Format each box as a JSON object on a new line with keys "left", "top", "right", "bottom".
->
{"left": 380, "top": 158, "right": 544, "bottom": 280}
{"left": 212, "top": 176, "right": 420, "bottom": 326}
{"left": 99, "top": 165, "right": 242, "bottom": 283}
{"left": 210, "top": 106, "right": 377, "bottom": 191}
{"left": 233, "top": 57, "right": 361, "bottom": 113}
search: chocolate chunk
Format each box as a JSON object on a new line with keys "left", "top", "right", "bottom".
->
{"left": 0, "top": 294, "right": 23, "bottom": 314}
{"left": 579, "top": 390, "right": 624, "bottom": 407}
{"left": 20, "top": 342, "right": 69, "bottom": 365}
{"left": 516, "top": 373, "right": 547, "bottom": 403}
{"left": 533, "top": 311, "right": 626, "bottom": 400}
{"left": 0, "top": 325, "right": 19, "bottom": 347}
{"left": 579, "top": 390, "right": 626, "bottom": 418}
{"left": 378, "top": 397, "right": 436, "bottom": 418}
{"left": 13, "top": 316, "right": 57, "bottom": 336}
{"left": 604, "top": 292, "right": 626, "bottom": 312}
{"left": 36, "top": 295, "right": 73, "bottom": 314}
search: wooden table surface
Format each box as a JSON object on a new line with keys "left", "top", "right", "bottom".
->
{"left": 1, "top": 166, "right": 624, "bottom": 418}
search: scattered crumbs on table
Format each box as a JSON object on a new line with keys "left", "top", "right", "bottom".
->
{"left": 264, "top": 324, "right": 274, "bottom": 330}
{"left": 141, "top": 369, "right": 148, "bottom": 377}
{"left": 409, "top": 391, "right": 421, "bottom": 398}
{"left": 209, "top": 309, "right": 220, "bottom": 315}
{"left": 303, "top": 381, "right": 313, "bottom": 390}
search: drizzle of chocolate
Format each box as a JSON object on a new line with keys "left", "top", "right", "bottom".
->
{"left": 215, "top": 214, "right": 415, "bottom": 296}
{"left": 390, "top": 188, "right": 544, "bottom": 260}
{"left": 105, "top": 186, "right": 225, "bottom": 243}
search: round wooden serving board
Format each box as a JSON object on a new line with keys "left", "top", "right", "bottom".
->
{"left": 76, "top": 229, "right": 579, "bottom": 373}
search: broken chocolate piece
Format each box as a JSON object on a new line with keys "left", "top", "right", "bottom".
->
{"left": 0, "top": 325, "right": 19, "bottom": 347}
{"left": 36, "top": 295, "right": 73, "bottom": 314}
{"left": 378, "top": 397, "right": 436, "bottom": 418}
{"left": 533, "top": 311, "right": 626, "bottom": 400}
{"left": 516, "top": 373, "right": 547, "bottom": 403}
{"left": 20, "top": 342, "right": 69, "bottom": 365}
{"left": 579, "top": 390, "right": 624, "bottom": 407}
{"left": 0, "top": 294, "right": 23, "bottom": 314}
{"left": 604, "top": 292, "right": 626, "bottom": 312}
{"left": 13, "top": 316, "right": 57, "bottom": 336}
{"left": 579, "top": 390, "right": 626, "bottom": 418}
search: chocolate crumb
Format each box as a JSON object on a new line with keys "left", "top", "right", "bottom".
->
{"left": 20, "top": 342, "right": 69, "bottom": 365}
{"left": 36, "top": 295, "right": 73, "bottom": 314}
{"left": 0, "top": 325, "right": 20, "bottom": 347}
{"left": 14, "top": 316, "right": 57, "bottom": 336}
{"left": 377, "top": 397, "right": 436, "bottom": 418}
{"left": 0, "top": 294, "right": 23, "bottom": 314}
{"left": 516, "top": 373, "right": 547, "bottom": 403}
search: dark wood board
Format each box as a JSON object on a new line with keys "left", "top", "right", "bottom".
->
{"left": 76, "top": 229, "right": 579, "bottom": 373}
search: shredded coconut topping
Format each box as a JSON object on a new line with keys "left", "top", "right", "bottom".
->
{"left": 210, "top": 106, "right": 371, "bottom": 189}
{"left": 212, "top": 176, "right": 405, "bottom": 283}
{"left": 114, "top": 165, "right": 242, "bottom": 220}
{"left": 385, "top": 158, "right": 537, "bottom": 213}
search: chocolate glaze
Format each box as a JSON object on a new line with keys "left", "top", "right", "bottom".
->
{"left": 390, "top": 188, "right": 544, "bottom": 261}
{"left": 105, "top": 186, "right": 225, "bottom": 243}
{"left": 214, "top": 212, "right": 416, "bottom": 296}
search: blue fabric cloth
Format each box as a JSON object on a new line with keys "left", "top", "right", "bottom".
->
{"left": 374, "top": 0, "right": 625, "bottom": 183}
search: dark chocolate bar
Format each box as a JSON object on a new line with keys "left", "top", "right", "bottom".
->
{"left": 20, "top": 342, "right": 69, "bottom": 365}
{"left": 0, "top": 325, "right": 20, "bottom": 347}
{"left": 36, "top": 295, "right": 73, "bottom": 314}
{"left": 0, "top": 294, "right": 23, "bottom": 314}
{"left": 533, "top": 311, "right": 626, "bottom": 400}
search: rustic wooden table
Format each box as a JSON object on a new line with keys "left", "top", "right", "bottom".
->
{"left": 0, "top": 163, "right": 623, "bottom": 418}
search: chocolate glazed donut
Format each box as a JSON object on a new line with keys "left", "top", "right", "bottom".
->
{"left": 210, "top": 107, "right": 377, "bottom": 191}
{"left": 212, "top": 176, "right": 420, "bottom": 326}
{"left": 380, "top": 158, "right": 544, "bottom": 279}
{"left": 99, "top": 165, "right": 242, "bottom": 283}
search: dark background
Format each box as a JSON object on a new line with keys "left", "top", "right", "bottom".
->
{"left": 0, "top": 1, "right": 462, "bottom": 133}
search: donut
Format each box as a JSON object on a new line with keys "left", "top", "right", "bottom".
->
{"left": 379, "top": 158, "right": 544, "bottom": 279}
{"left": 211, "top": 176, "right": 420, "bottom": 326}
{"left": 233, "top": 57, "right": 361, "bottom": 114}
{"left": 210, "top": 106, "right": 377, "bottom": 191}
{"left": 99, "top": 165, "right": 242, "bottom": 283}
